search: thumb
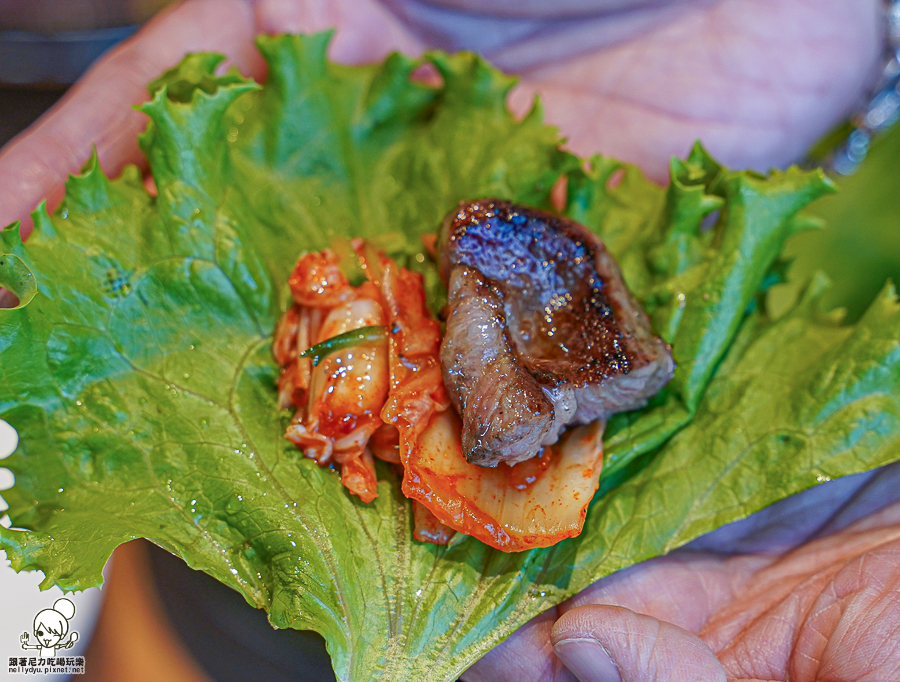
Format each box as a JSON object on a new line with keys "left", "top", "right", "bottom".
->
{"left": 551, "top": 605, "right": 726, "bottom": 682}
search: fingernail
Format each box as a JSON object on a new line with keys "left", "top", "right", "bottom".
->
{"left": 553, "top": 637, "right": 621, "bottom": 682}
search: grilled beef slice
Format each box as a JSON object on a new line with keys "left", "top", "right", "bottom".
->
{"left": 438, "top": 200, "right": 675, "bottom": 467}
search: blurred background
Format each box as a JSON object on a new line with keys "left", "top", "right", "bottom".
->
{"left": 1, "top": 2, "right": 899, "bottom": 681}
{"left": 0, "top": 0, "right": 176, "bottom": 145}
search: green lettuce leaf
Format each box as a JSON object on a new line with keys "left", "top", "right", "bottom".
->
{"left": 784, "top": 122, "right": 900, "bottom": 321}
{"left": 2, "top": 34, "right": 899, "bottom": 681}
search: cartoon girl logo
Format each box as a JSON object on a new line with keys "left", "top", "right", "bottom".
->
{"left": 19, "top": 598, "right": 79, "bottom": 657}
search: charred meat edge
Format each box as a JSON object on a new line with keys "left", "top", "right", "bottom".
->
{"left": 438, "top": 199, "right": 675, "bottom": 467}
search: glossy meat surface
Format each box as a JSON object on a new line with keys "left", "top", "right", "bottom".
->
{"left": 439, "top": 199, "right": 674, "bottom": 467}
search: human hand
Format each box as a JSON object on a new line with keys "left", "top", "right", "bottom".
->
{"left": 0, "top": 0, "right": 422, "bottom": 241}
{"left": 0, "top": 0, "right": 881, "bottom": 237}
{"left": 464, "top": 461, "right": 900, "bottom": 681}
{"left": 0, "top": 1, "right": 894, "bottom": 679}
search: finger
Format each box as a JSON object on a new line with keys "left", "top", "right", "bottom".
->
{"left": 551, "top": 604, "right": 726, "bottom": 682}
{"left": 509, "top": 0, "right": 881, "bottom": 183}
{"left": 253, "top": 0, "right": 425, "bottom": 64}
{"left": 0, "top": 0, "right": 264, "bottom": 238}
{"left": 560, "top": 551, "right": 769, "bottom": 636}
{"left": 461, "top": 607, "right": 580, "bottom": 682}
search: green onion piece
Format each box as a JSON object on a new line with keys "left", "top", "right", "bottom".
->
{"left": 300, "top": 325, "right": 387, "bottom": 367}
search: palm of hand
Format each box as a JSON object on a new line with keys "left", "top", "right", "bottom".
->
{"left": 0, "top": 0, "right": 895, "bottom": 679}
{"left": 205, "top": 0, "right": 884, "bottom": 183}
{"left": 0, "top": 0, "right": 880, "bottom": 230}
{"left": 465, "top": 462, "right": 900, "bottom": 681}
